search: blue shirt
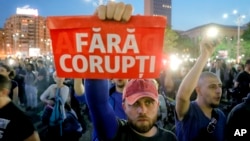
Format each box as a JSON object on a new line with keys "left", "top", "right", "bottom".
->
{"left": 175, "top": 101, "right": 226, "bottom": 141}
{"left": 109, "top": 91, "right": 127, "bottom": 119}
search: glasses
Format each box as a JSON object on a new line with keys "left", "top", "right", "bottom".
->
{"left": 207, "top": 118, "right": 217, "bottom": 133}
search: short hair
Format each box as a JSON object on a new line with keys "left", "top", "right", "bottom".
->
{"left": 0, "top": 63, "right": 15, "bottom": 79}
{"left": 37, "top": 59, "right": 44, "bottom": 65}
{"left": 27, "top": 63, "right": 35, "bottom": 71}
{"left": 0, "top": 63, "right": 11, "bottom": 72}
{"left": 245, "top": 59, "right": 250, "bottom": 66}
{"left": 0, "top": 74, "right": 11, "bottom": 91}
{"left": 200, "top": 71, "right": 218, "bottom": 78}
{"left": 198, "top": 71, "right": 220, "bottom": 86}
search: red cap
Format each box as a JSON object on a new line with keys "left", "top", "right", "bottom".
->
{"left": 123, "top": 79, "right": 158, "bottom": 105}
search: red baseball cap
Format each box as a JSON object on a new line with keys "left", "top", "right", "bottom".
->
{"left": 123, "top": 79, "right": 158, "bottom": 105}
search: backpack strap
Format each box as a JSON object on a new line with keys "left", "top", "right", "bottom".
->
{"left": 207, "top": 109, "right": 219, "bottom": 133}
{"left": 56, "top": 88, "right": 61, "bottom": 99}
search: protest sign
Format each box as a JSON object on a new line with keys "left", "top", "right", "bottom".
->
{"left": 47, "top": 15, "right": 166, "bottom": 78}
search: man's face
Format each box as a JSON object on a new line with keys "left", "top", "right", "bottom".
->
{"left": 197, "top": 76, "right": 222, "bottom": 108}
{"left": 113, "top": 79, "right": 128, "bottom": 88}
{"left": 123, "top": 97, "right": 159, "bottom": 133}
{"left": 237, "top": 65, "right": 243, "bottom": 71}
{"left": 246, "top": 64, "right": 250, "bottom": 72}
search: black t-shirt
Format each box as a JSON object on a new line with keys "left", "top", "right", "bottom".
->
{"left": 235, "top": 71, "right": 250, "bottom": 98}
{"left": 37, "top": 67, "right": 48, "bottom": 84}
{"left": 226, "top": 97, "right": 250, "bottom": 141}
{"left": 0, "top": 102, "right": 35, "bottom": 141}
{"left": 9, "top": 80, "right": 18, "bottom": 100}
{"left": 112, "top": 119, "right": 177, "bottom": 141}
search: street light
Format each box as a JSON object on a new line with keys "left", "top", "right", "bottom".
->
{"left": 12, "top": 33, "right": 19, "bottom": 55}
{"left": 236, "top": 14, "right": 246, "bottom": 63}
{"left": 223, "top": 10, "right": 246, "bottom": 63}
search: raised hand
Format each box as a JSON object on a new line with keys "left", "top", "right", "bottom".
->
{"left": 96, "top": 1, "right": 133, "bottom": 22}
{"left": 199, "top": 36, "right": 217, "bottom": 58}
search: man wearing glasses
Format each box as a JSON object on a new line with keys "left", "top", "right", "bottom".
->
{"left": 175, "top": 38, "right": 226, "bottom": 141}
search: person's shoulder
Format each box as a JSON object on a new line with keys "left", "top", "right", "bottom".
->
{"left": 213, "top": 107, "right": 225, "bottom": 117}
{"left": 228, "top": 102, "right": 247, "bottom": 115}
{"left": 62, "top": 84, "right": 69, "bottom": 89}
{"left": 158, "top": 127, "right": 177, "bottom": 141}
{"left": 11, "top": 79, "right": 18, "bottom": 85}
{"left": 49, "top": 84, "right": 57, "bottom": 88}
{"left": 239, "top": 71, "right": 249, "bottom": 76}
{"left": 5, "top": 102, "right": 31, "bottom": 118}
{"left": 188, "top": 101, "right": 198, "bottom": 111}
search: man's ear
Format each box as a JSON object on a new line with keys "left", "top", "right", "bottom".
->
{"left": 195, "top": 86, "right": 200, "bottom": 95}
{"left": 122, "top": 102, "right": 126, "bottom": 110}
{"left": 0, "top": 89, "right": 9, "bottom": 97}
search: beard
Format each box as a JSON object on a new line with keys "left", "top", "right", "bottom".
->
{"left": 116, "top": 82, "right": 126, "bottom": 88}
{"left": 128, "top": 114, "right": 157, "bottom": 133}
{"left": 209, "top": 103, "right": 220, "bottom": 108}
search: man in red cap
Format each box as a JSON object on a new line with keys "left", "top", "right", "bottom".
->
{"left": 85, "top": 78, "right": 177, "bottom": 141}
{"left": 83, "top": 2, "right": 177, "bottom": 141}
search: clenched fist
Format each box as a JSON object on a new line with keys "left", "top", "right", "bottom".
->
{"left": 96, "top": 1, "right": 133, "bottom": 22}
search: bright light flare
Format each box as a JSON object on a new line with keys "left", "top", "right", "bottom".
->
{"left": 223, "top": 13, "right": 228, "bottom": 19}
{"left": 233, "top": 10, "right": 238, "bottom": 15}
{"left": 206, "top": 27, "right": 218, "bottom": 38}
{"left": 8, "top": 59, "right": 15, "bottom": 66}
{"left": 169, "top": 54, "right": 182, "bottom": 71}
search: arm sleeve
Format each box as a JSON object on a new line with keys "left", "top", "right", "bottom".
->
{"left": 61, "top": 86, "right": 70, "bottom": 104}
{"left": 40, "top": 85, "right": 52, "bottom": 102}
{"left": 85, "top": 79, "right": 119, "bottom": 140}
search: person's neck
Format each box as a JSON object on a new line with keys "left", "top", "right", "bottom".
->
{"left": 116, "top": 86, "right": 124, "bottom": 93}
{"left": 0, "top": 97, "right": 11, "bottom": 109}
{"left": 132, "top": 126, "right": 158, "bottom": 137}
{"left": 57, "top": 83, "right": 64, "bottom": 88}
{"left": 245, "top": 69, "right": 250, "bottom": 74}
{"left": 195, "top": 99, "right": 213, "bottom": 119}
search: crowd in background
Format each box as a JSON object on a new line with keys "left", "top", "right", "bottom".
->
{"left": 0, "top": 55, "right": 249, "bottom": 140}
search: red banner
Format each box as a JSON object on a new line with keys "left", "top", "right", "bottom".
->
{"left": 47, "top": 15, "right": 167, "bottom": 78}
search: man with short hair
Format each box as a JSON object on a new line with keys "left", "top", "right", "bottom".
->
{"left": 85, "top": 79, "right": 177, "bottom": 141}
{"left": 36, "top": 59, "right": 48, "bottom": 97}
{"left": 233, "top": 59, "right": 250, "bottom": 105}
{"left": 175, "top": 37, "right": 226, "bottom": 141}
{"left": 0, "top": 74, "right": 40, "bottom": 141}
{"left": 226, "top": 93, "right": 250, "bottom": 141}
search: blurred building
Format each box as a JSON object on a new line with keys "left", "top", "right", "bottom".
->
{"left": 180, "top": 23, "right": 248, "bottom": 59}
{"left": 0, "top": 28, "right": 6, "bottom": 58}
{"left": 180, "top": 23, "right": 246, "bottom": 40}
{"left": 2, "top": 7, "right": 50, "bottom": 57}
{"left": 144, "top": 0, "right": 172, "bottom": 27}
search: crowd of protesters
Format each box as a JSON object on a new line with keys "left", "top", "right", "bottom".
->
{"left": 1, "top": 48, "right": 250, "bottom": 141}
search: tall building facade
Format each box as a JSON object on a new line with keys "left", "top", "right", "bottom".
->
{"left": 3, "top": 10, "right": 50, "bottom": 57}
{"left": 144, "top": 0, "right": 172, "bottom": 27}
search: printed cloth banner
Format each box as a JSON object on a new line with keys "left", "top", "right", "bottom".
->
{"left": 47, "top": 15, "right": 167, "bottom": 78}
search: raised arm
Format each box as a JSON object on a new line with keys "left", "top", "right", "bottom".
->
{"left": 74, "top": 78, "right": 84, "bottom": 96}
{"left": 84, "top": 2, "right": 133, "bottom": 140}
{"left": 85, "top": 79, "right": 118, "bottom": 140}
{"left": 175, "top": 37, "right": 216, "bottom": 121}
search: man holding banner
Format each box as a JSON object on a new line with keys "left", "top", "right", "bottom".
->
{"left": 83, "top": 2, "right": 177, "bottom": 141}
{"left": 47, "top": 1, "right": 177, "bottom": 141}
